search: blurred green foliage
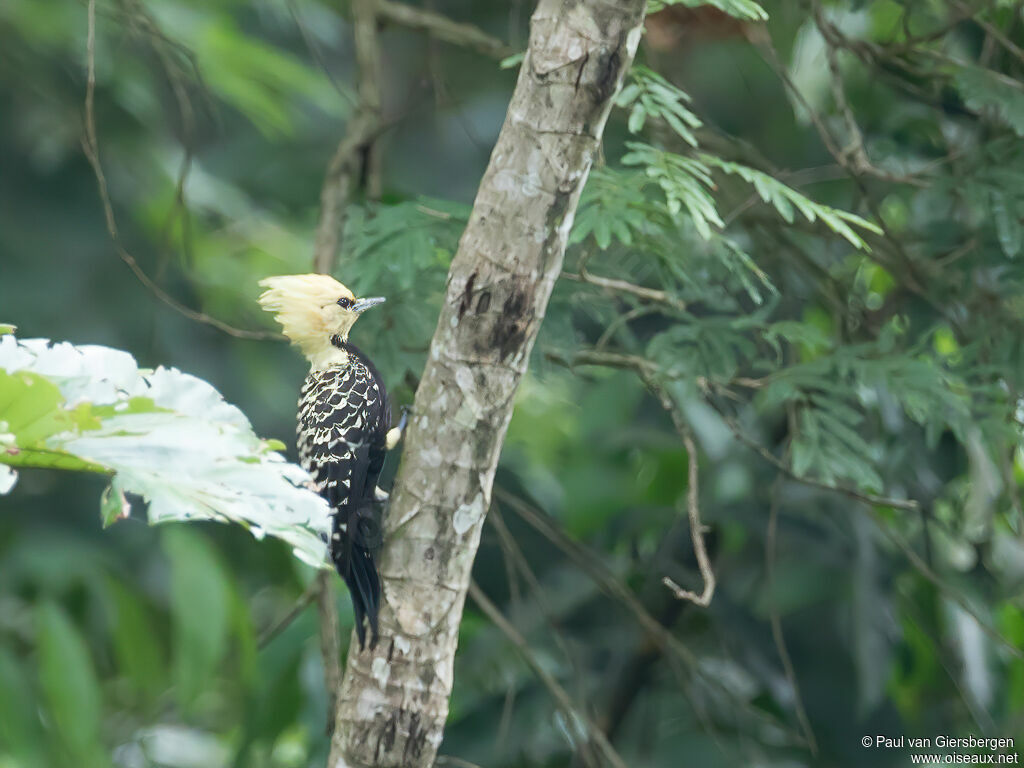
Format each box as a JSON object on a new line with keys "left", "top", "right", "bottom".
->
{"left": 3, "top": 0, "right": 1024, "bottom": 767}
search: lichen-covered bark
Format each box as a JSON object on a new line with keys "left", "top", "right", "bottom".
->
{"left": 328, "top": 2, "right": 645, "bottom": 766}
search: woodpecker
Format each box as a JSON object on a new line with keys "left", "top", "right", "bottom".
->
{"left": 258, "top": 274, "right": 403, "bottom": 648}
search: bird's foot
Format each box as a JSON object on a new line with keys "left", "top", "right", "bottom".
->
{"left": 386, "top": 406, "right": 410, "bottom": 450}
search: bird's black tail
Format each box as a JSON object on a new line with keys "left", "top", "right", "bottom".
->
{"left": 328, "top": 450, "right": 382, "bottom": 649}
{"left": 343, "top": 506, "right": 381, "bottom": 648}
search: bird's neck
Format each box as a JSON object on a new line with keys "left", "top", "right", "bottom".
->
{"left": 307, "top": 333, "right": 350, "bottom": 370}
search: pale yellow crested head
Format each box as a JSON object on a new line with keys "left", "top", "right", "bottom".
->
{"left": 258, "top": 274, "right": 384, "bottom": 369}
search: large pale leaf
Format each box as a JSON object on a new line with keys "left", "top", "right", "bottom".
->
{"left": 0, "top": 334, "right": 330, "bottom": 566}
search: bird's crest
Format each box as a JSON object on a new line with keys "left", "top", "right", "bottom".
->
{"left": 258, "top": 274, "right": 357, "bottom": 368}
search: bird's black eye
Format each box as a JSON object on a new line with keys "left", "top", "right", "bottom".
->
{"left": 337, "top": 297, "right": 353, "bottom": 309}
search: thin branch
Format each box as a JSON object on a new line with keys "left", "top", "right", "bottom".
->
{"left": 487, "top": 506, "right": 523, "bottom": 751}
{"left": 287, "top": 0, "right": 354, "bottom": 104}
{"left": 312, "top": 0, "right": 385, "bottom": 274}
{"left": 696, "top": 377, "right": 920, "bottom": 511}
{"left": 760, "top": 29, "right": 925, "bottom": 188}
{"left": 82, "top": 0, "right": 281, "bottom": 341}
{"left": 377, "top": 0, "right": 515, "bottom": 60}
{"left": 258, "top": 577, "right": 319, "bottom": 648}
{"left": 765, "top": 475, "right": 819, "bottom": 756}
{"left": 549, "top": 350, "right": 920, "bottom": 512}
{"left": 118, "top": 0, "right": 200, "bottom": 270}
{"left": 487, "top": 508, "right": 578, "bottom": 674}
{"left": 495, "top": 488, "right": 697, "bottom": 671}
{"left": 561, "top": 269, "right": 688, "bottom": 312}
{"left": 313, "top": 114, "right": 381, "bottom": 274}
{"left": 352, "top": 0, "right": 384, "bottom": 202}
{"left": 954, "top": 1, "right": 1024, "bottom": 65}
{"left": 496, "top": 487, "right": 808, "bottom": 748}
{"left": 547, "top": 349, "right": 657, "bottom": 374}
{"left": 812, "top": 4, "right": 930, "bottom": 188}
{"left": 634, "top": 370, "right": 715, "bottom": 607}
{"left": 316, "top": 570, "right": 343, "bottom": 733}
{"left": 595, "top": 305, "right": 660, "bottom": 351}
{"left": 468, "top": 581, "right": 630, "bottom": 768}
{"left": 896, "top": 582, "right": 995, "bottom": 733}
{"left": 863, "top": 507, "right": 1024, "bottom": 662}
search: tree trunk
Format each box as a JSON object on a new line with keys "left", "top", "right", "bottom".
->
{"left": 327, "top": 2, "right": 645, "bottom": 765}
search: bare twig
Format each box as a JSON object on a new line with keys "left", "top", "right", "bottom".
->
{"left": 496, "top": 487, "right": 807, "bottom": 747}
{"left": 758, "top": 25, "right": 926, "bottom": 188}
{"left": 549, "top": 350, "right": 920, "bottom": 512}
{"left": 316, "top": 570, "right": 342, "bottom": 733}
{"left": 496, "top": 488, "right": 696, "bottom": 660}
{"left": 812, "top": 5, "right": 930, "bottom": 188}
{"left": 634, "top": 371, "right": 715, "bottom": 607}
{"left": 547, "top": 349, "right": 657, "bottom": 373}
{"left": 765, "top": 475, "right": 819, "bottom": 755}
{"left": 897, "top": 582, "right": 995, "bottom": 733}
{"left": 697, "top": 378, "right": 920, "bottom": 511}
{"left": 118, "top": 0, "right": 200, "bottom": 268}
{"left": 487, "top": 508, "right": 577, "bottom": 672}
{"left": 258, "top": 578, "right": 320, "bottom": 648}
{"left": 313, "top": 114, "right": 382, "bottom": 274}
{"left": 312, "top": 0, "right": 387, "bottom": 274}
{"left": 377, "top": 0, "right": 515, "bottom": 60}
{"left": 595, "top": 305, "right": 659, "bottom": 351}
{"left": 953, "top": 1, "right": 1024, "bottom": 66}
{"left": 287, "top": 0, "right": 354, "bottom": 104}
{"left": 352, "top": 0, "right": 383, "bottom": 203}
{"left": 469, "top": 581, "right": 630, "bottom": 768}
{"left": 561, "top": 269, "right": 688, "bottom": 312}
{"left": 863, "top": 507, "right": 1024, "bottom": 662}
{"left": 82, "top": 0, "right": 281, "bottom": 341}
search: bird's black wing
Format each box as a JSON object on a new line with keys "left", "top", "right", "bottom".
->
{"left": 298, "top": 360, "right": 389, "bottom": 647}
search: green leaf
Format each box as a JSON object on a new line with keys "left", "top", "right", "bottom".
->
{"left": 36, "top": 603, "right": 106, "bottom": 765}
{"left": 99, "top": 479, "right": 130, "bottom": 528}
{"left": 992, "top": 189, "right": 1023, "bottom": 258}
{"left": 622, "top": 143, "right": 723, "bottom": 239}
{"left": 618, "top": 66, "right": 701, "bottom": 146}
{"left": 164, "top": 526, "right": 231, "bottom": 711}
{"left": 0, "top": 369, "right": 88, "bottom": 447}
{"left": 0, "top": 644, "right": 46, "bottom": 767}
{"left": 196, "top": 18, "right": 347, "bottom": 137}
{"left": 700, "top": 154, "right": 882, "bottom": 248}
{"left": 105, "top": 578, "right": 165, "bottom": 701}
{"left": 955, "top": 65, "right": 1024, "bottom": 138}
{"left": 0, "top": 323, "right": 14, "bottom": 335}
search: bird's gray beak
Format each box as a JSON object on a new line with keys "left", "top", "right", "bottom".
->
{"left": 352, "top": 297, "right": 386, "bottom": 313}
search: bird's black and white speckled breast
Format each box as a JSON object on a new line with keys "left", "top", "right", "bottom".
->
{"left": 296, "top": 362, "right": 381, "bottom": 493}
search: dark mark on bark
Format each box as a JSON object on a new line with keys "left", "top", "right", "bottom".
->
{"left": 574, "top": 51, "right": 589, "bottom": 91}
{"left": 458, "top": 272, "right": 477, "bottom": 320}
{"left": 387, "top": 638, "right": 395, "bottom": 663}
{"left": 592, "top": 39, "right": 624, "bottom": 103}
{"left": 424, "top": 546, "right": 435, "bottom": 560}
{"left": 403, "top": 711, "right": 427, "bottom": 763}
{"left": 375, "top": 710, "right": 398, "bottom": 763}
{"left": 489, "top": 283, "right": 530, "bottom": 361}
{"left": 476, "top": 290, "right": 491, "bottom": 314}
